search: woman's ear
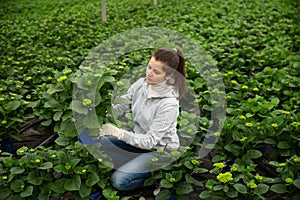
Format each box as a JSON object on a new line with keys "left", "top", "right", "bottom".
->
{"left": 165, "top": 73, "right": 175, "bottom": 84}
{"left": 165, "top": 73, "right": 174, "bottom": 80}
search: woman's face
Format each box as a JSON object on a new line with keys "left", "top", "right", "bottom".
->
{"left": 146, "top": 57, "right": 167, "bottom": 85}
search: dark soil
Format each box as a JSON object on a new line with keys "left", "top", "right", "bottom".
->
{"left": 14, "top": 118, "right": 55, "bottom": 151}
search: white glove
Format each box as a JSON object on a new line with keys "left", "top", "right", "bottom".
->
{"left": 99, "top": 123, "right": 124, "bottom": 140}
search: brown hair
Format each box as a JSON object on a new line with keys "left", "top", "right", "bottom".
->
{"left": 152, "top": 47, "right": 186, "bottom": 99}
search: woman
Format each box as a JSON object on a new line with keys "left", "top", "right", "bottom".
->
{"left": 99, "top": 47, "right": 186, "bottom": 191}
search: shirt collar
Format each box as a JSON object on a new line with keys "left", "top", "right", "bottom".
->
{"left": 142, "top": 78, "right": 179, "bottom": 99}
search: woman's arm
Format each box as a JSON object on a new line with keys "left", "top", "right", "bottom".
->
{"left": 122, "top": 103, "right": 179, "bottom": 150}
{"left": 112, "top": 78, "right": 144, "bottom": 116}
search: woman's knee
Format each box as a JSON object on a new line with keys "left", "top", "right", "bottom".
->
{"left": 111, "top": 170, "right": 150, "bottom": 191}
{"left": 111, "top": 171, "right": 128, "bottom": 191}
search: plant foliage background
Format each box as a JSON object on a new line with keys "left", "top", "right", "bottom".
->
{"left": 0, "top": 0, "right": 299, "bottom": 199}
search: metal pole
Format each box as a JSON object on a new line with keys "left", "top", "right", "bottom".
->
{"left": 154, "top": 0, "right": 157, "bottom": 6}
{"left": 101, "top": 0, "right": 107, "bottom": 23}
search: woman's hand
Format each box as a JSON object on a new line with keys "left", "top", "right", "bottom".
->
{"left": 99, "top": 123, "right": 124, "bottom": 140}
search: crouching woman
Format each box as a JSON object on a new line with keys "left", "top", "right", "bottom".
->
{"left": 99, "top": 47, "right": 186, "bottom": 191}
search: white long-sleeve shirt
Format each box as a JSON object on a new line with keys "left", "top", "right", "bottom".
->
{"left": 113, "top": 78, "right": 180, "bottom": 150}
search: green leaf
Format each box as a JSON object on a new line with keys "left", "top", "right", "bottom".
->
{"left": 156, "top": 189, "right": 172, "bottom": 200}
{"left": 184, "top": 161, "right": 193, "bottom": 169}
{"left": 97, "top": 177, "right": 109, "bottom": 189}
{"left": 20, "top": 186, "right": 33, "bottom": 198}
{"left": 38, "top": 192, "right": 50, "bottom": 200}
{"left": 64, "top": 175, "right": 81, "bottom": 191}
{"left": 268, "top": 161, "right": 279, "bottom": 167}
{"left": 74, "top": 76, "right": 86, "bottom": 88}
{"left": 270, "top": 98, "right": 280, "bottom": 107}
{"left": 54, "top": 164, "right": 66, "bottom": 173}
{"left": 55, "top": 137, "right": 69, "bottom": 146}
{"left": 226, "top": 108, "right": 236, "bottom": 114}
{"left": 71, "top": 100, "right": 88, "bottom": 115}
{"left": 60, "top": 119, "right": 77, "bottom": 138}
{"left": 44, "top": 100, "right": 63, "bottom": 110}
{"left": 185, "top": 174, "right": 203, "bottom": 186}
{"left": 165, "top": 173, "right": 172, "bottom": 180}
{"left": 176, "top": 182, "right": 193, "bottom": 195}
{"left": 28, "top": 101, "right": 38, "bottom": 108}
{"left": 199, "top": 191, "right": 212, "bottom": 199}
{"left": 293, "top": 178, "right": 300, "bottom": 189}
{"left": 79, "top": 183, "right": 91, "bottom": 198}
{"left": 254, "top": 184, "right": 270, "bottom": 194}
{"left": 160, "top": 179, "right": 173, "bottom": 188}
{"left": 232, "top": 131, "right": 244, "bottom": 141}
{"left": 213, "top": 185, "right": 223, "bottom": 191}
{"left": 47, "top": 85, "right": 65, "bottom": 94}
{"left": 10, "top": 167, "right": 25, "bottom": 175}
{"left": 223, "top": 185, "right": 229, "bottom": 193}
{"left": 51, "top": 179, "right": 67, "bottom": 193}
{"left": 205, "top": 179, "right": 216, "bottom": 189}
{"left": 70, "top": 159, "right": 81, "bottom": 167}
{"left": 245, "top": 113, "right": 254, "bottom": 118}
{"left": 233, "top": 183, "right": 247, "bottom": 194}
{"left": 227, "top": 188, "right": 238, "bottom": 198}
{"left": 96, "top": 79, "right": 105, "bottom": 91}
{"left": 172, "top": 171, "right": 183, "bottom": 182}
{"left": 8, "top": 101, "right": 21, "bottom": 111}
{"left": 193, "top": 167, "right": 209, "bottom": 174}
{"left": 143, "top": 173, "right": 162, "bottom": 186}
{"left": 94, "top": 92, "right": 102, "bottom": 106}
{"left": 86, "top": 172, "right": 100, "bottom": 186}
{"left": 224, "top": 144, "right": 241, "bottom": 157}
{"left": 102, "top": 188, "right": 118, "bottom": 199}
{"left": 62, "top": 111, "right": 73, "bottom": 121}
{"left": 105, "top": 76, "right": 115, "bottom": 82}
{"left": 202, "top": 104, "right": 212, "bottom": 111}
{"left": 11, "top": 117, "right": 24, "bottom": 123}
{"left": 0, "top": 188, "right": 11, "bottom": 200}
{"left": 246, "top": 149, "right": 263, "bottom": 159}
{"left": 53, "top": 111, "right": 63, "bottom": 121}
{"left": 2, "top": 156, "right": 14, "bottom": 167}
{"left": 264, "top": 138, "right": 276, "bottom": 144}
{"left": 10, "top": 179, "right": 25, "bottom": 192}
{"left": 277, "top": 141, "right": 291, "bottom": 149}
{"left": 27, "top": 172, "right": 43, "bottom": 185}
{"left": 41, "top": 119, "right": 52, "bottom": 126}
{"left": 270, "top": 184, "right": 288, "bottom": 194}
{"left": 83, "top": 115, "right": 100, "bottom": 129}
{"left": 38, "top": 162, "right": 53, "bottom": 170}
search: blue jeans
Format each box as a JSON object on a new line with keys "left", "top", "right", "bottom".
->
{"left": 79, "top": 130, "right": 154, "bottom": 191}
{"left": 99, "top": 136, "right": 153, "bottom": 191}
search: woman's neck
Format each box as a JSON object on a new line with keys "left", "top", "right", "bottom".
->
{"left": 148, "top": 80, "right": 168, "bottom": 97}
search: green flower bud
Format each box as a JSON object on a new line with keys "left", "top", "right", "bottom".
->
{"left": 285, "top": 178, "right": 293, "bottom": 184}
{"left": 217, "top": 172, "right": 233, "bottom": 183}
{"left": 213, "top": 162, "right": 225, "bottom": 169}
{"left": 169, "top": 178, "right": 176, "bottom": 183}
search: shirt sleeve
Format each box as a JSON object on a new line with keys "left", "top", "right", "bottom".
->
{"left": 113, "top": 78, "right": 144, "bottom": 116}
{"left": 122, "top": 102, "right": 179, "bottom": 150}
